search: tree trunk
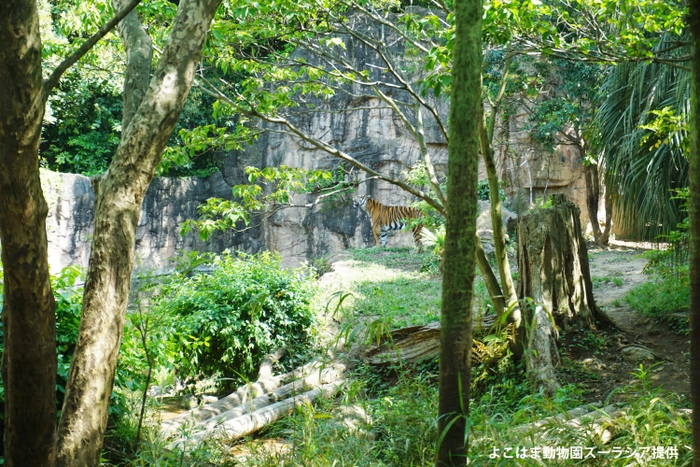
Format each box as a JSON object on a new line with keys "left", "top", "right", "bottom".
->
{"left": 583, "top": 163, "right": 603, "bottom": 244}
{"left": 600, "top": 181, "right": 613, "bottom": 245}
{"left": 687, "top": 2, "right": 700, "bottom": 464}
{"left": 55, "top": 1, "right": 221, "bottom": 465}
{"left": 0, "top": 2, "right": 57, "bottom": 466}
{"left": 516, "top": 194, "right": 611, "bottom": 393}
{"left": 436, "top": 0, "right": 481, "bottom": 464}
{"left": 475, "top": 235, "right": 506, "bottom": 316}
{"left": 479, "top": 123, "right": 521, "bottom": 326}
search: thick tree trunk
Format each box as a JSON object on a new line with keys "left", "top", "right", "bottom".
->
{"left": 436, "top": 0, "right": 481, "bottom": 465}
{"left": 55, "top": 1, "right": 221, "bottom": 465}
{"left": 0, "top": 2, "right": 57, "bottom": 466}
{"left": 687, "top": 2, "right": 700, "bottom": 464}
{"left": 516, "top": 194, "right": 611, "bottom": 394}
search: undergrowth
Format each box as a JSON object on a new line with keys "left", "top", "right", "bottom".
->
{"left": 108, "top": 247, "right": 691, "bottom": 466}
{"left": 625, "top": 191, "right": 690, "bottom": 333}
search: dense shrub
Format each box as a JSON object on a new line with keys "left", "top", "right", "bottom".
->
{"left": 155, "top": 252, "right": 316, "bottom": 384}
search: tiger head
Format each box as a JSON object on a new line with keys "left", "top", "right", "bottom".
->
{"left": 352, "top": 194, "right": 369, "bottom": 210}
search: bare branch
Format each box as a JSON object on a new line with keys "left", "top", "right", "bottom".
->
{"left": 196, "top": 74, "right": 445, "bottom": 214}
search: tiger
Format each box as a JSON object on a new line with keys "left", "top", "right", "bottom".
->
{"left": 352, "top": 194, "right": 423, "bottom": 250}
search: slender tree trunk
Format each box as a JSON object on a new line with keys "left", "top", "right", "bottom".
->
{"left": 687, "top": 2, "right": 700, "bottom": 464}
{"left": 112, "top": 0, "right": 153, "bottom": 129}
{"left": 55, "top": 1, "right": 221, "bottom": 465}
{"left": 583, "top": 162, "right": 603, "bottom": 244}
{"left": 478, "top": 122, "right": 520, "bottom": 326}
{"left": 0, "top": 2, "right": 57, "bottom": 466}
{"left": 475, "top": 238, "right": 506, "bottom": 316}
{"left": 600, "top": 181, "right": 613, "bottom": 245}
{"left": 436, "top": 0, "right": 481, "bottom": 465}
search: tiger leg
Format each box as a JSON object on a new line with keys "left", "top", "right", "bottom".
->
{"left": 380, "top": 227, "right": 389, "bottom": 248}
{"left": 413, "top": 225, "right": 423, "bottom": 252}
{"left": 372, "top": 223, "right": 381, "bottom": 247}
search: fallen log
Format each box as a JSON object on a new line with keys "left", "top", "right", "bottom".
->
{"left": 163, "top": 361, "right": 345, "bottom": 436}
{"left": 364, "top": 315, "right": 497, "bottom": 366}
{"left": 167, "top": 381, "right": 344, "bottom": 448}
{"left": 515, "top": 403, "right": 620, "bottom": 444}
{"left": 162, "top": 356, "right": 336, "bottom": 434}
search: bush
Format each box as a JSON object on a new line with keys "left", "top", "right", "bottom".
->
{"left": 53, "top": 265, "right": 84, "bottom": 407}
{"left": 156, "top": 252, "right": 316, "bottom": 385}
{"left": 625, "top": 277, "right": 689, "bottom": 319}
{"left": 477, "top": 178, "right": 506, "bottom": 202}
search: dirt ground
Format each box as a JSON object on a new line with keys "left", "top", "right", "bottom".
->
{"left": 561, "top": 240, "right": 690, "bottom": 403}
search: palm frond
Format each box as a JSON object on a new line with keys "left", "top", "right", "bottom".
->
{"left": 590, "top": 33, "right": 689, "bottom": 240}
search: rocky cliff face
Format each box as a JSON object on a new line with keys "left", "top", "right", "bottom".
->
{"left": 39, "top": 13, "right": 591, "bottom": 272}
{"left": 41, "top": 170, "right": 262, "bottom": 272}
{"left": 41, "top": 104, "right": 586, "bottom": 273}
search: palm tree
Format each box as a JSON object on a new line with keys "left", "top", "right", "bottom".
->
{"left": 590, "top": 34, "right": 689, "bottom": 240}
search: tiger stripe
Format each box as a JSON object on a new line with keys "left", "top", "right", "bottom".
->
{"left": 352, "top": 194, "right": 423, "bottom": 250}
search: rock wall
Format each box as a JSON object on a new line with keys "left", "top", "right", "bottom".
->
{"left": 40, "top": 121, "right": 588, "bottom": 273}
{"left": 493, "top": 108, "right": 588, "bottom": 223}
{"left": 41, "top": 170, "right": 262, "bottom": 273}
{"left": 38, "top": 12, "right": 593, "bottom": 272}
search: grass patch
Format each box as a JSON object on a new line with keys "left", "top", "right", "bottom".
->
{"left": 591, "top": 274, "right": 624, "bottom": 288}
{"left": 469, "top": 368, "right": 691, "bottom": 466}
{"left": 349, "top": 247, "right": 432, "bottom": 273}
{"left": 625, "top": 278, "right": 689, "bottom": 319}
{"left": 354, "top": 277, "right": 441, "bottom": 327}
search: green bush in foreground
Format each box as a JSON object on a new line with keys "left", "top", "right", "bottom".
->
{"left": 625, "top": 276, "right": 689, "bottom": 319}
{"left": 156, "top": 252, "right": 316, "bottom": 384}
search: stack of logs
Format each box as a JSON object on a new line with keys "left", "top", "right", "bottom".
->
{"left": 162, "top": 351, "right": 345, "bottom": 449}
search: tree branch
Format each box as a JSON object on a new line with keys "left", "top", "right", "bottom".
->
{"left": 42, "top": 0, "right": 142, "bottom": 100}
{"left": 196, "top": 74, "right": 446, "bottom": 214}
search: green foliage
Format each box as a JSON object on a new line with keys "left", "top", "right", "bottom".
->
{"left": 158, "top": 86, "right": 242, "bottom": 177}
{"left": 182, "top": 165, "right": 352, "bottom": 241}
{"left": 153, "top": 252, "right": 316, "bottom": 385}
{"left": 42, "top": 75, "right": 122, "bottom": 175}
{"left": 53, "top": 265, "right": 85, "bottom": 407}
{"left": 519, "top": 58, "right": 604, "bottom": 151}
{"left": 471, "top": 326, "right": 516, "bottom": 395}
{"left": 590, "top": 42, "right": 689, "bottom": 240}
{"left": 38, "top": 0, "right": 236, "bottom": 178}
{"left": 477, "top": 179, "right": 506, "bottom": 202}
{"left": 420, "top": 224, "right": 445, "bottom": 260}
